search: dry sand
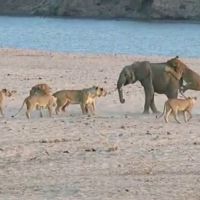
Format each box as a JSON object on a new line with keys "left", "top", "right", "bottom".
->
{"left": 0, "top": 49, "right": 200, "bottom": 200}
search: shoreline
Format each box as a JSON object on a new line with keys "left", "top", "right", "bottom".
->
{"left": 1, "top": 47, "right": 200, "bottom": 60}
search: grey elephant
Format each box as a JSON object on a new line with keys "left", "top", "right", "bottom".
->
{"left": 117, "top": 60, "right": 181, "bottom": 114}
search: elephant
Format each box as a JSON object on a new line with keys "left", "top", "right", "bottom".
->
{"left": 117, "top": 60, "right": 181, "bottom": 114}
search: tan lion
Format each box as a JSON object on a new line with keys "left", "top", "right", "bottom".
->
{"left": 30, "top": 83, "right": 52, "bottom": 96}
{"left": 12, "top": 94, "right": 57, "bottom": 119}
{"left": 53, "top": 86, "right": 107, "bottom": 115}
{"left": 165, "top": 56, "right": 200, "bottom": 92}
{"left": 165, "top": 56, "right": 184, "bottom": 80}
{"left": 0, "top": 89, "right": 16, "bottom": 117}
{"left": 158, "top": 97, "right": 197, "bottom": 123}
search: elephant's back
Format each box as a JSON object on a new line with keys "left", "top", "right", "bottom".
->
{"left": 150, "top": 63, "right": 179, "bottom": 94}
{"left": 151, "top": 62, "right": 169, "bottom": 81}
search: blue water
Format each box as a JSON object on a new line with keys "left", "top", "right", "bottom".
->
{"left": 0, "top": 16, "right": 200, "bottom": 57}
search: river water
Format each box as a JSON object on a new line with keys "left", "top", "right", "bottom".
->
{"left": 0, "top": 16, "right": 200, "bottom": 57}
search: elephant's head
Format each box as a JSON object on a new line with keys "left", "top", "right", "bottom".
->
{"left": 117, "top": 65, "right": 136, "bottom": 104}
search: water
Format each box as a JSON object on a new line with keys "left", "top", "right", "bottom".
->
{"left": 0, "top": 16, "right": 200, "bottom": 57}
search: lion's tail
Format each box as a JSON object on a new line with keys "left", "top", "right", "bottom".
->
{"left": 11, "top": 97, "right": 27, "bottom": 118}
{"left": 156, "top": 103, "right": 166, "bottom": 119}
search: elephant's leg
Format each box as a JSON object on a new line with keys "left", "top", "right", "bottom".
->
{"left": 140, "top": 65, "right": 157, "bottom": 114}
{"left": 143, "top": 88, "right": 152, "bottom": 114}
{"left": 150, "top": 94, "right": 159, "bottom": 113}
{"left": 166, "top": 78, "right": 179, "bottom": 99}
{"left": 166, "top": 89, "right": 178, "bottom": 99}
{"left": 141, "top": 79, "right": 154, "bottom": 114}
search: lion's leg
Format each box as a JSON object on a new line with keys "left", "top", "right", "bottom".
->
{"left": 26, "top": 109, "right": 32, "bottom": 119}
{"left": 92, "top": 101, "right": 95, "bottom": 112}
{"left": 26, "top": 104, "right": 34, "bottom": 119}
{"left": 186, "top": 110, "right": 192, "bottom": 121}
{"left": 86, "top": 104, "right": 94, "bottom": 115}
{"left": 55, "top": 105, "right": 61, "bottom": 115}
{"left": 61, "top": 101, "right": 70, "bottom": 112}
{"left": 55, "top": 99, "right": 62, "bottom": 114}
{"left": 85, "top": 104, "right": 89, "bottom": 113}
{"left": 80, "top": 103, "right": 87, "bottom": 114}
{"left": 183, "top": 111, "right": 188, "bottom": 122}
{"left": 0, "top": 107, "right": 4, "bottom": 117}
{"left": 26, "top": 111, "right": 30, "bottom": 119}
{"left": 39, "top": 108, "right": 43, "bottom": 118}
{"left": 47, "top": 106, "right": 53, "bottom": 117}
{"left": 164, "top": 108, "right": 172, "bottom": 123}
{"left": 39, "top": 110, "right": 43, "bottom": 118}
{"left": 36, "top": 105, "right": 43, "bottom": 118}
{"left": 90, "top": 101, "right": 95, "bottom": 115}
{"left": 173, "top": 109, "right": 181, "bottom": 124}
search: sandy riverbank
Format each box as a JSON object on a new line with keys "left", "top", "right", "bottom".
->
{"left": 0, "top": 49, "right": 200, "bottom": 200}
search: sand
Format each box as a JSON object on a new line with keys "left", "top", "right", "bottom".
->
{"left": 0, "top": 49, "right": 200, "bottom": 200}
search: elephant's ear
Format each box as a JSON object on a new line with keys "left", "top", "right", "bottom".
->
{"left": 124, "top": 68, "right": 130, "bottom": 78}
{"left": 130, "top": 70, "right": 136, "bottom": 82}
{"left": 124, "top": 68, "right": 133, "bottom": 80}
{"left": 124, "top": 64, "right": 137, "bottom": 83}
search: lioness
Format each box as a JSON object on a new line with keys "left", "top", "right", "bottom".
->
{"left": 165, "top": 56, "right": 184, "bottom": 80}
{"left": 53, "top": 86, "right": 107, "bottom": 115}
{"left": 164, "top": 56, "right": 200, "bottom": 93}
{"left": 158, "top": 97, "right": 197, "bottom": 123}
{"left": 12, "top": 94, "right": 57, "bottom": 119}
{"left": 0, "top": 89, "right": 16, "bottom": 117}
{"left": 30, "top": 83, "right": 52, "bottom": 96}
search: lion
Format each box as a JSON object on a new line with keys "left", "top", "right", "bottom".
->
{"left": 157, "top": 97, "right": 197, "bottom": 123}
{"left": 0, "top": 89, "right": 16, "bottom": 117}
{"left": 12, "top": 94, "right": 57, "bottom": 119}
{"left": 165, "top": 56, "right": 184, "bottom": 80}
{"left": 30, "top": 83, "right": 52, "bottom": 96}
{"left": 53, "top": 86, "right": 107, "bottom": 115}
{"left": 165, "top": 56, "right": 200, "bottom": 93}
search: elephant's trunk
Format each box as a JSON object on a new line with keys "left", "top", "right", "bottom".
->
{"left": 118, "top": 87, "right": 125, "bottom": 104}
{"left": 117, "top": 81, "right": 125, "bottom": 104}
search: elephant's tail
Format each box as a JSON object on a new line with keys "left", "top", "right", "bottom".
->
{"left": 156, "top": 103, "right": 166, "bottom": 119}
